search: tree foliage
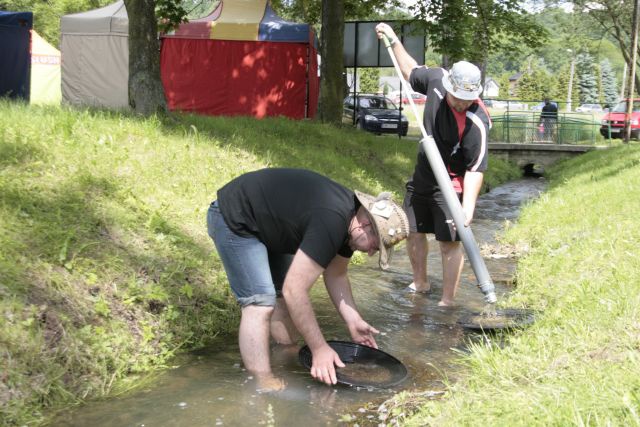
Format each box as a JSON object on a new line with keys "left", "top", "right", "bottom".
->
{"left": 516, "top": 61, "right": 555, "bottom": 101}
{"left": 359, "top": 68, "right": 381, "bottom": 93}
{"left": 272, "top": 0, "right": 401, "bottom": 124}
{"left": 0, "top": 0, "right": 111, "bottom": 45}
{"left": 570, "top": 0, "right": 640, "bottom": 95}
{"left": 409, "top": 0, "right": 547, "bottom": 100}
{"left": 600, "top": 59, "right": 619, "bottom": 106}
{"left": 575, "top": 52, "right": 598, "bottom": 104}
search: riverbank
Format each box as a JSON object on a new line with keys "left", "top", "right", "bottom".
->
{"left": 0, "top": 101, "right": 520, "bottom": 426}
{"left": 381, "top": 143, "right": 640, "bottom": 425}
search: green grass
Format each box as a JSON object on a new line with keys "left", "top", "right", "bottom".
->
{"left": 0, "top": 101, "right": 520, "bottom": 426}
{"left": 386, "top": 143, "right": 640, "bottom": 426}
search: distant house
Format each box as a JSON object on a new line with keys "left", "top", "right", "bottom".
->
{"left": 377, "top": 74, "right": 501, "bottom": 98}
{"left": 508, "top": 72, "right": 523, "bottom": 96}
{"left": 378, "top": 76, "right": 402, "bottom": 95}
{"left": 483, "top": 78, "right": 499, "bottom": 98}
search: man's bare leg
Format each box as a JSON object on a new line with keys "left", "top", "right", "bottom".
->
{"left": 270, "top": 298, "right": 300, "bottom": 345}
{"left": 239, "top": 305, "right": 285, "bottom": 391}
{"left": 438, "top": 241, "right": 464, "bottom": 306}
{"left": 407, "top": 232, "right": 430, "bottom": 292}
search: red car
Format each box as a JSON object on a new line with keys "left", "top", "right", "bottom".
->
{"left": 393, "top": 92, "right": 427, "bottom": 105}
{"left": 600, "top": 99, "right": 640, "bottom": 139}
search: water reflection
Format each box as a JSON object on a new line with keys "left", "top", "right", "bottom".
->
{"left": 50, "top": 179, "right": 545, "bottom": 426}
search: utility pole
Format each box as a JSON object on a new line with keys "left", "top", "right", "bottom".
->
{"left": 624, "top": 0, "right": 640, "bottom": 143}
{"left": 567, "top": 50, "right": 575, "bottom": 112}
{"left": 620, "top": 62, "right": 627, "bottom": 101}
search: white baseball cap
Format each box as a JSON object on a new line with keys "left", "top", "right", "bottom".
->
{"left": 442, "top": 61, "right": 483, "bottom": 101}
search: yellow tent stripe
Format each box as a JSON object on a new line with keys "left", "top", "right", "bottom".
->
{"left": 209, "top": 0, "right": 267, "bottom": 41}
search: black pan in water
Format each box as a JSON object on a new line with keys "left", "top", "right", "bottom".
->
{"left": 298, "top": 340, "right": 407, "bottom": 388}
{"left": 458, "top": 308, "right": 536, "bottom": 331}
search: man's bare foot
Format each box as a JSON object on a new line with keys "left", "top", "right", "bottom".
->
{"left": 256, "top": 374, "right": 286, "bottom": 393}
{"left": 406, "top": 282, "right": 431, "bottom": 293}
{"left": 437, "top": 299, "right": 455, "bottom": 307}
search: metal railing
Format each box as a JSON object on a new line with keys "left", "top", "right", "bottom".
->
{"left": 489, "top": 111, "right": 601, "bottom": 145}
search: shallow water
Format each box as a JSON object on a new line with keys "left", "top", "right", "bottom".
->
{"left": 50, "top": 178, "right": 545, "bottom": 427}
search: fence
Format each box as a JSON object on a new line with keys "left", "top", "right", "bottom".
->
{"left": 489, "top": 111, "right": 602, "bottom": 145}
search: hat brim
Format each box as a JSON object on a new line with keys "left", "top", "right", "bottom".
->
{"left": 441, "top": 74, "right": 482, "bottom": 101}
{"left": 354, "top": 191, "right": 391, "bottom": 270}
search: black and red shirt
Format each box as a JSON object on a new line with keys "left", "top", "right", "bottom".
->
{"left": 408, "top": 67, "right": 491, "bottom": 194}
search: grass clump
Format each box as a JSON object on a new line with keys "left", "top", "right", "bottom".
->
{"left": 397, "top": 143, "right": 640, "bottom": 426}
{"left": 0, "top": 100, "right": 519, "bottom": 425}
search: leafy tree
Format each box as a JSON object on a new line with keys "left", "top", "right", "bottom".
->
{"left": 516, "top": 64, "right": 555, "bottom": 101}
{"left": 272, "top": 0, "right": 403, "bottom": 124}
{"left": 497, "top": 73, "right": 511, "bottom": 99}
{"left": 0, "top": 0, "right": 111, "bottom": 46}
{"left": 122, "top": 0, "right": 190, "bottom": 115}
{"left": 317, "top": 0, "right": 344, "bottom": 124}
{"left": 359, "top": 68, "right": 380, "bottom": 94}
{"left": 410, "top": 0, "right": 547, "bottom": 98}
{"left": 575, "top": 52, "right": 598, "bottom": 104}
{"left": 571, "top": 0, "right": 640, "bottom": 95}
{"left": 554, "top": 62, "right": 579, "bottom": 110}
{"left": 600, "top": 58, "right": 619, "bottom": 106}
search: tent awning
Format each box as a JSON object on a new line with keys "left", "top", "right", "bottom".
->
{"left": 61, "top": 0, "right": 128, "bottom": 35}
{"left": 162, "top": 0, "right": 314, "bottom": 43}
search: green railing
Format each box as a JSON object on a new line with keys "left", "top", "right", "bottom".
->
{"left": 489, "top": 112, "right": 602, "bottom": 145}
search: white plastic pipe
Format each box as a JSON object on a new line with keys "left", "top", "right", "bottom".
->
{"left": 381, "top": 35, "right": 497, "bottom": 304}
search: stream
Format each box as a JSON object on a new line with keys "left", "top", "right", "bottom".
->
{"left": 50, "top": 178, "right": 545, "bottom": 426}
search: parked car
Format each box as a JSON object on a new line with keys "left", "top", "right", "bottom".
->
{"left": 531, "top": 102, "right": 545, "bottom": 111}
{"left": 576, "top": 103, "right": 603, "bottom": 113}
{"left": 343, "top": 94, "right": 409, "bottom": 136}
{"left": 485, "top": 100, "right": 525, "bottom": 110}
{"left": 393, "top": 92, "right": 427, "bottom": 105}
{"left": 600, "top": 99, "right": 640, "bottom": 139}
{"left": 531, "top": 101, "right": 558, "bottom": 111}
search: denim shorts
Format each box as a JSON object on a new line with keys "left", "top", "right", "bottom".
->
{"left": 207, "top": 200, "right": 293, "bottom": 307}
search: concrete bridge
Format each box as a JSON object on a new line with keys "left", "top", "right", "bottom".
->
{"left": 488, "top": 143, "right": 608, "bottom": 172}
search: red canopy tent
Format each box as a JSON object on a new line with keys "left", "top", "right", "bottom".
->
{"left": 160, "top": 0, "right": 318, "bottom": 119}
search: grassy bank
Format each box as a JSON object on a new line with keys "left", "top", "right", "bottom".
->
{"left": 0, "top": 101, "right": 519, "bottom": 425}
{"left": 386, "top": 143, "right": 640, "bottom": 425}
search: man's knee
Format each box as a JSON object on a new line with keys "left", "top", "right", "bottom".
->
{"left": 242, "top": 304, "right": 275, "bottom": 320}
{"left": 439, "top": 240, "right": 462, "bottom": 255}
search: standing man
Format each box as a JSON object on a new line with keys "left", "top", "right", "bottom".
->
{"left": 539, "top": 98, "right": 558, "bottom": 141}
{"left": 207, "top": 168, "right": 409, "bottom": 390}
{"left": 375, "top": 23, "right": 490, "bottom": 306}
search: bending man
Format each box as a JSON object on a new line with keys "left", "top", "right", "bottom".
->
{"left": 207, "top": 168, "right": 409, "bottom": 390}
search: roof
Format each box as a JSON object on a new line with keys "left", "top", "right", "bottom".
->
{"left": 0, "top": 11, "right": 33, "bottom": 28}
{"left": 509, "top": 72, "right": 523, "bottom": 81}
{"left": 163, "top": 0, "right": 314, "bottom": 43}
{"left": 61, "top": 0, "right": 128, "bottom": 35}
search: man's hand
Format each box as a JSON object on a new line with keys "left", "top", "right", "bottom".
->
{"left": 310, "top": 344, "right": 345, "bottom": 385}
{"left": 462, "top": 203, "right": 476, "bottom": 227}
{"left": 375, "top": 23, "right": 398, "bottom": 44}
{"left": 348, "top": 319, "right": 380, "bottom": 349}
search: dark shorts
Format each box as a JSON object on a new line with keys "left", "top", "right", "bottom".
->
{"left": 403, "top": 188, "right": 461, "bottom": 242}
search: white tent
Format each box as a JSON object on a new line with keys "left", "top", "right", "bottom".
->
{"left": 60, "top": 0, "right": 129, "bottom": 108}
{"left": 31, "top": 30, "right": 61, "bottom": 105}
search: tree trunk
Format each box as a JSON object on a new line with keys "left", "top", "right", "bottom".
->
{"left": 317, "top": 0, "right": 344, "bottom": 124}
{"left": 124, "top": 0, "right": 167, "bottom": 115}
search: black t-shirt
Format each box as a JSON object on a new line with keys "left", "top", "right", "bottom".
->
{"left": 408, "top": 67, "right": 490, "bottom": 194}
{"left": 217, "top": 168, "right": 356, "bottom": 268}
{"left": 541, "top": 102, "right": 558, "bottom": 119}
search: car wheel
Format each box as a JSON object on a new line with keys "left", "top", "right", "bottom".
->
{"left": 632, "top": 130, "right": 640, "bottom": 140}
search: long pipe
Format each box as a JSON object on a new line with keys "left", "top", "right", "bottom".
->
{"left": 381, "top": 35, "right": 497, "bottom": 304}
